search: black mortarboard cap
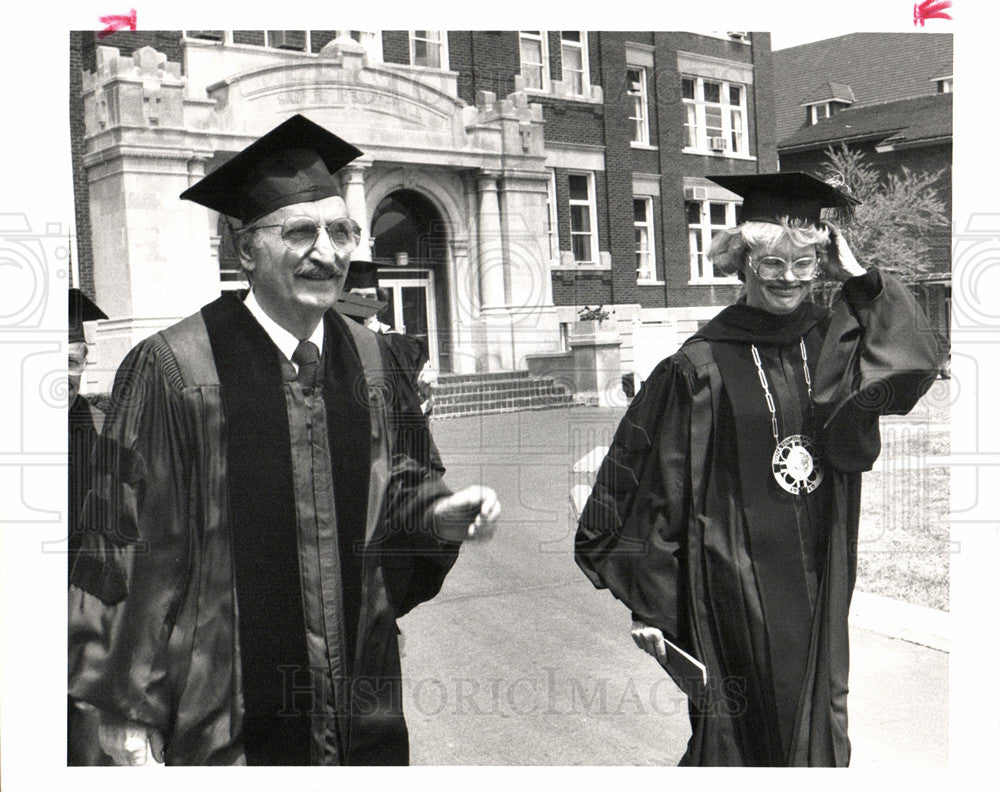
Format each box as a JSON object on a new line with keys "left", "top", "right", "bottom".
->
{"left": 179, "top": 114, "right": 364, "bottom": 224}
{"left": 706, "top": 172, "right": 861, "bottom": 225}
{"left": 344, "top": 260, "right": 378, "bottom": 291}
{"left": 335, "top": 292, "right": 387, "bottom": 322}
{"left": 69, "top": 288, "right": 107, "bottom": 343}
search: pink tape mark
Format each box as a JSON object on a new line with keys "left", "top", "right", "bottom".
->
{"left": 98, "top": 8, "right": 137, "bottom": 39}
{"left": 914, "top": 0, "right": 952, "bottom": 26}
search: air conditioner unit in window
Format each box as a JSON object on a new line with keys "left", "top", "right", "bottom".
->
{"left": 708, "top": 136, "right": 728, "bottom": 152}
{"left": 684, "top": 186, "right": 708, "bottom": 201}
{"left": 267, "top": 31, "right": 302, "bottom": 50}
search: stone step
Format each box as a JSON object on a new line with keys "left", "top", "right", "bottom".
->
{"left": 429, "top": 369, "right": 576, "bottom": 418}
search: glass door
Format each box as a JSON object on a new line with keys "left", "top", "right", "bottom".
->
{"left": 379, "top": 271, "right": 438, "bottom": 365}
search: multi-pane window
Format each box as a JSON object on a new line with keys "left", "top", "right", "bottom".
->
{"left": 682, "top": 76, "right": 748, "bottom": 155}
{"left": 545, "top": 170, "right": 559, "bottom": 262}
{"left": 519, "top": 31, "right": 549, "bottom": 91}
{"left": 687, "top": 200, "right": 738, "bottom": 281}
{"left": 634, "top": 198, "right": 656, "bottom": 280}
{"left": 568, "top": 173, "right": 597, "bottom": 264}
{"left": 410, "top": 31, "right": 447, "bottom": 69}
{"left": 560, "top": 32, "right": 588, "bottom": 95}
{"left": 627, "top": 67, "right": 650, "bottom": 145}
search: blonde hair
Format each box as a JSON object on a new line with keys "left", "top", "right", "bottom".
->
{"left": 708, "top": 217, "right": 832, "bottom": 279}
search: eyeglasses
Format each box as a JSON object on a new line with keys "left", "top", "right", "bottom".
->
{"left": 747, "top": 253, "right": 820, "bottom": 282}
{"left": 255, "top": 216, "right": 362, "bottom": 253}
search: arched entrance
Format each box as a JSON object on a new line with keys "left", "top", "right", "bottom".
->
{"left": 370, "top": 189, "right": 451, "bottom": 370}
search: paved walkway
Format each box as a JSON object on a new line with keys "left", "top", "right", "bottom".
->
{"left": 397, "top": 404, "right": 949, "bottom": 766}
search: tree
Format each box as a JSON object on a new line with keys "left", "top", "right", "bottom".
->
{"left": 818, "top": 144, "right": 949, "bottom": 282}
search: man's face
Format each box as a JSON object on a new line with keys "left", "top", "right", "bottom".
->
{"left": 68, "top": 342, "right": 87, "bottom": 406}
{"left": 241, "top": 195, "right": 355, "bottom": 328}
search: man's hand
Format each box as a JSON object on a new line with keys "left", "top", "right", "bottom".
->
{"left": 823, "top": 221, "right": 867, "bottom": 282}
{"left": 630, "top": 618, "right": 668, "bottom": 665}
{"left": 97, "top": 715, "right": 165, "bottom": 766}
{"left": 432, "top": 485, "right": 501, "bottom": 542}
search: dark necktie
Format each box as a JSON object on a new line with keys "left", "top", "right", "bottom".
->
{"left": 292, "top": 340, "right": 320, "bottom": 394}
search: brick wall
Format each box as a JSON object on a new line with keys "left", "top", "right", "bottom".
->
{"left": 381, "top": 31, "right": 410, "bottom": 65}
{"left": 598, "top": 33, "right": 643, "bottom": 308}
{"left": 69, "top": 31, "right": 94, "bottom": 295}
{"left": 551, "top": 271, "right": 613, "bottom": 306}
{"left": 453, "top": 31, "right": 519, "bottom": 105}
{"left": 650, "top": 32, "right": 774, "bottom": 308}
{"left": 232, "top": 31, "right": 265, "bottom": 47}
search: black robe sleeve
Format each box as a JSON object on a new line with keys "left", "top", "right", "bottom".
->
{"left": 68, "top": 336, "right": 190, "bottom": 732}
{"left": 377, "top": 339, "right": 458, "bottom": 617}
{"left": 574, "top": 354, "right": 698, "bottom": 642}
{"left": 813, "top": 268, "right": 943, "bottom": 472}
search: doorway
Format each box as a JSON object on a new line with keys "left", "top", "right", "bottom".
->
{"left": 370, "top": 189, "right": 451, "bottom": 370}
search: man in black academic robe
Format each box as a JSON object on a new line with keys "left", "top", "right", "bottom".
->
{"left": 69, "top": 115, "right": 500, "bottom": 766}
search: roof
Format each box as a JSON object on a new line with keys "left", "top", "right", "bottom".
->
{"left": 779, "top": 92, "right": 952, "bottom": 152}
{"left": 772, "top": 33, "right": 952, "bottom": 142}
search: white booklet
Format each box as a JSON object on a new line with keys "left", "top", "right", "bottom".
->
{"left": 658, "top": 636, "right": 708, "bottom": 702}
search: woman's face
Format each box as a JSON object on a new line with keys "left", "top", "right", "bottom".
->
{"left": 743, "top": 235, "right": 818, "bottom": 315}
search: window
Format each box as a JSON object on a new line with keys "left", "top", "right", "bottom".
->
{"left": 936, "top": 77, "right": 953, "bottom": 93}
{"left": 627, "top": 67, "right": 650, "bottom": 145}
{"left": 519, "top": 31, "right": 549, "bottom": 91}
{"left": 682, "top": 76, "right": 748, "bottom": 155}
{"left": 567, "top": 173, "right": 598, "bottom": 264}
{"left": 545, "top": 170, "right": 559, "bottom": 262}
{"left": 634, "top": 198, "right": 656, "bottom": 281}
{"left": 807, "top": 101, "right": 848, "bottom": 125}
{"left": 410, "top": 31, "right": 447, "bottom": 69}
{"left": 560, "top": 32, "right": 589, "bottom": 95}
{"left": 687, "top": 200, "right": 738, "bottom": 282}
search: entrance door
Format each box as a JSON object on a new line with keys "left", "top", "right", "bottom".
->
{"left": 380, "top": 271, "right": 438, "bottom": 364}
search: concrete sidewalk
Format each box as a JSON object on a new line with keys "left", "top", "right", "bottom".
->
{"left": 404, "top": 404, "right": 949, "bottom": 766}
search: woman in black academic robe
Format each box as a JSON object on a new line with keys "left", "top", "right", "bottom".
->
{"left": 575, "top": 173, "right": 941, "bottom": 766}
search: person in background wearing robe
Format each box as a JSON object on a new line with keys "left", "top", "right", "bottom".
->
{"left": 575, "top": 173, "right": 941, "bottom": 766}
{"left": 68, "top": 114, "right": 500, "bottom": 766}
{"left": 67, "top": 288, "right": 115, "bottom": 766}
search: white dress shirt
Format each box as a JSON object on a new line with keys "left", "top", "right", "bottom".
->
{"left": 243, "top": 290, "right": 325, "bottom": 375}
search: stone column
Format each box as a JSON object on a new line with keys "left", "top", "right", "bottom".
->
{"left": 341, "top": 162, "right": 371, "bottom": 257}
{"left": 476, "top": 173, "right": 513, "bottom": 370}
{"left": 477, "top": 174, "right": 506, "bottom": 308}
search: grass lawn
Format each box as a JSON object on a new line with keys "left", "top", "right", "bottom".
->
{"left": 855, "top": 381, "right": 951, "bottom": 611}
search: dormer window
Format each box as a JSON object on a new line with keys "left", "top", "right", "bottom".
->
{"left": 807, "top": 100, "right": 850, "bottom": 125}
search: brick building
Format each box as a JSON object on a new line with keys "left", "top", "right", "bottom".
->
{"left": 69, "top": 30, "right": 777, "bottom": 390}
{"left": 772, "top": 33, "right": 952, "bottom": 351}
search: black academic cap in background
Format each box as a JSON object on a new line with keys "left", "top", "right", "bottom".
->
{"left": 706, "top": 172, "right": 860, "bottom": 225}
{"left": 335, "top": 292, "right": 387, "bottom": 322}
{"left": 69, "top": 288, "right": 107, "bottom": 343}
{"left": 343, "top": 260, "right": 378, "bottom": 291}
{"left": 179, "top": 114, "right": 364, "bottom": 225}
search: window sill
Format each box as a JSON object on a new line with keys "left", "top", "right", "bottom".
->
{"left": 551, "top": 262, "right": 612, "bottom": 272}
{"left": 637, "top": 278, "right": 665, "bottom": 285}
{"left": 682, "top": 147, "right": 757, "bottom": 161}
{"left": 688, "top": 278, "right": 741, "bottom": 286}
{"left": 630, "top": 142, "right": 658, "bottom": 151}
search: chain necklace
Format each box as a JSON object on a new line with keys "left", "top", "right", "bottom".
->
{"left": 750, "top": 338, "right": 824, "bottom": 495}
